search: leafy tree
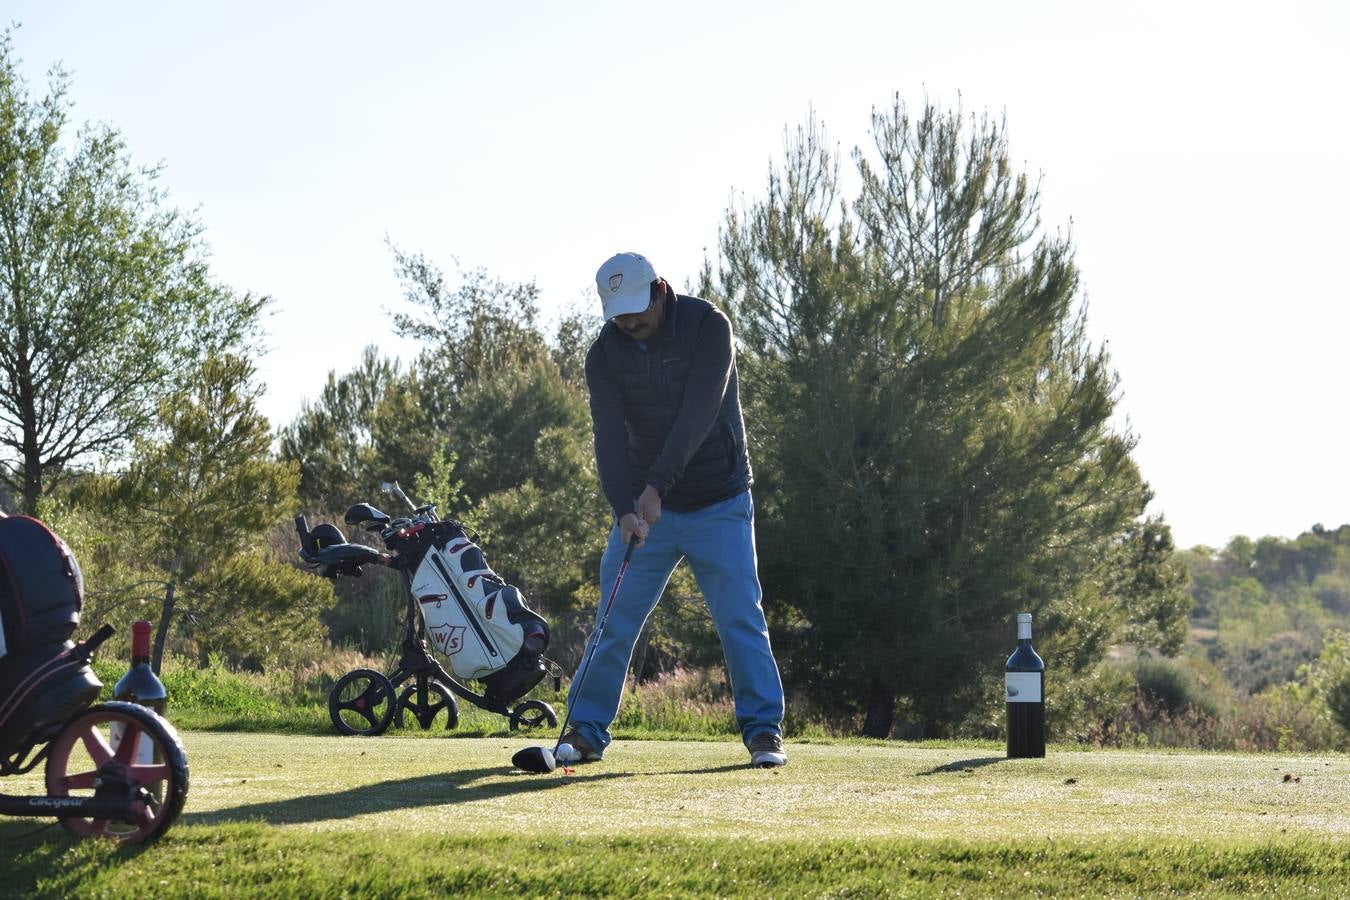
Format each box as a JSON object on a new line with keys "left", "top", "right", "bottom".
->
{"left": 388, "top": 245, "right": 550, "bottom": 396}
{"left": 280, "top": 251, "right": 605, "bottom": 654}
{"left": 1313, "top": 629, "right": 1350, "bottom": 734}
{"left": 386, "top": 248, "right": 585, "bottom": 502}
{"left": 1224, "top": 535, "right": 1257, "bottom": 570}
{"left": 551, "top": 303, "right": 603, "bottom": 389}
{"left": 446, "top": 360, "right": 592, "bottom": 504}
{"left": 84, "top": 355, "right": 329, "bottom": 671}
{"left": 471, "top": 425, "right": 608, "bottom": 653}
{"left": 410, "top": 447, "right": 468, "bottom": 516}
{"left": 710, "top": 99, "right": 1187, "bottom": 737}
{"left": 0, "top": 32, "right": 263, "bottom": 514}
{"left": 279, "top": 346, "right": 412, "bottom": 509}
{"left": 1252, "top": 532, "right": 1340, "bottom": 590}
{"left": 1114, "top": 519, "right": 1191, "bottom": 654}
{"left": 286, "top": 250, "right": 597, "bottom": 509}
{"left": 280, "top": 249, "right": 585, "bottom": 513}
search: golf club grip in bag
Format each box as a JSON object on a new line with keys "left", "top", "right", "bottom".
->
{"left": 410, "top": 528, "right": 548, "bottom": 702}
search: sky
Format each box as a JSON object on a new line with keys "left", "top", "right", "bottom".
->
{"left": 5, "top": 1, "right": 1347, "bottom": 549}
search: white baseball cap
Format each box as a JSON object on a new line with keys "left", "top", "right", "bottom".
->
{"left": 595, "top": 252, "right": 657, "bottom": 320}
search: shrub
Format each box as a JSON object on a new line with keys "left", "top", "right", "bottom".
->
{"left": 1045, "top": 664, "right": 1137, "bottom": 743}
{"left": 1306, "top": 629, "right": 1350, "bottom": 735}
{"left": 1216, "top": 629, "right": 1322, "bottom": 694}
{"left": 322, "top": 565, "right": 409, "bottom": 655}
{"left": 1220, "top": 682, "right": 1347, "bottom": 752}
{"left": 1327, "top": 675, "right": 1350, "bottom": 734}
{"left": 1311, "top": 572, "right": 1350, "bottom": 615}
{"left": 91, "top": 647, "right": 396, "bottom": 733}
{"left": 615, "top": 667, "right": 736, "bottom": 736}
{"left": 1125, "top": 656, "right": 1221, "bottom": 717}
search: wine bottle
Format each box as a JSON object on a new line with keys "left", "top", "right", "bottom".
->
{"left": 1005, "top": 612, "right": 1046, "bottom": 758}
{"left": 111, "top": 620, "right": 167, "bottom": 765}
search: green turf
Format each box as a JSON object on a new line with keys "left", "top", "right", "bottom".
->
{"left": 2, "top": 734, "right": 1347, "bottom": 897}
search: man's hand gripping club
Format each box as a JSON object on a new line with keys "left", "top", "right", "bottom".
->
{"left": 620, "top": 484, "right": 663, "bottom": 548}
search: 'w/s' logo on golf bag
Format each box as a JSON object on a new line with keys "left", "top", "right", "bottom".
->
{"left": 427, "top": 622, "right": 466, "bottom": 654}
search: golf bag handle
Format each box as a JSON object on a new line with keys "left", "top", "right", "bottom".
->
{"left": 295, "top": 515, "right": 317, "bottom": 558}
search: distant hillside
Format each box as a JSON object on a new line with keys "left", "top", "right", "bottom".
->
{"left": 1179, "top": 524, "right": 1349, "bottom": 693}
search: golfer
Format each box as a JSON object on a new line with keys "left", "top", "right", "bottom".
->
{"left": 556, "top": 251, "right": 787, "bottom": 768}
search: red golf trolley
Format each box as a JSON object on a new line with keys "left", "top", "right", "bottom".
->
{"left": 0, "top": 514, "right": 188, "bottom": 842}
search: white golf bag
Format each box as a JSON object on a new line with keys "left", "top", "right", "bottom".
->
{"left": 409, "top": 528, "right": 549, "bottom": 697}
{"left": 299, "top": 489, "right": 559, "bottom": 729}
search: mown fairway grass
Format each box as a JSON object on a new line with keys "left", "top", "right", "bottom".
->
{"left": 1, "top": 734, "right": 1347, "bottom": 897}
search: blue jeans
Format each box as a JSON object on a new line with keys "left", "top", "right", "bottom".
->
{"left": 566, "top": 490, "right": 785, "bottom": 753}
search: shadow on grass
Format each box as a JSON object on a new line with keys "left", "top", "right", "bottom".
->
{"left": 915, "top": 756, "right": 1005, "bottom": 776}
{"left": 658, "top": 763, "right": 754, "bottom": 776}
{"left": 0, "top": 817, "right": 68, "bottom": 847}
{"left": 184, "top": 756, "right": 764, "bottom": 829}
{"left": 183, "top": 766, "right": 635, "bottom": 827}
{"left": 0, "top": 819, "right": 155, "bottom": 900}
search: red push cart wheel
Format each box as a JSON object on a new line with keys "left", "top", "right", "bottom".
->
{"left": 44, "top": 701, "right": 189, "bottom": 842}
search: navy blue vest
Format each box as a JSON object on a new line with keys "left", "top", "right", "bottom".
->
{"left": 591, "top": 294, "right": 751, "bottom": 513}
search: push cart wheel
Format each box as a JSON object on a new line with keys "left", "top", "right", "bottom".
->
{"left": 395, "top": 679, "right": 460, "bottom": 731}
{"left": 44, "top": 701, "right": 190, "bottom": 843}
{"left": 386, "top": 672, "right": 412, "bottom": 727}
{"left": 328, "top": 668, "right": 396, "bottom": 736}
{"left": 509, "top": 699, "right": 557, "bottom": 731}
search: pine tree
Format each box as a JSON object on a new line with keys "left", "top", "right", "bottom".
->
{"left": 90, "top": 355, "right": 328, "bottom": 671}
{"left": 712, "top": 99, "right": 1188, "bottom": 736}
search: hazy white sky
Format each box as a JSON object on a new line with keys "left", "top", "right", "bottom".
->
{"left": 6, "top": 1, "right": 1347, "bottom": 549}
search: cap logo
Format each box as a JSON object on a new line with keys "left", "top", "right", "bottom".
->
{"left": 608, "top": 274, "right": 623, "bottom": 293}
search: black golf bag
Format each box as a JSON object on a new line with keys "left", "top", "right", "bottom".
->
{"left": 0, "top": 515, "right": 102, "bottom": 757}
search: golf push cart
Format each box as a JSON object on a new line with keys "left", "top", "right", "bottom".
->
{"left": 0, "top": 515, "right": 189, "bottom": 843}
{"left": 295, "top": 482, "right": 560, "bottom": 737}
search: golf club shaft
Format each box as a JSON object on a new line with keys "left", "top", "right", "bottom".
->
{"left": 552, "top": 532, "right": 638, "bottom": 752}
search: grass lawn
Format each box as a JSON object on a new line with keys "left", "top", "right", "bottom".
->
{"left": 2, "top": 733, "right": 1347, "bottom": 897}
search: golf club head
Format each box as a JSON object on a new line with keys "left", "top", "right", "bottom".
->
{"left": 508, "top": 534, "right": 634, "bottom": 778}
{"left": 512, "top": 745, "right": 556, "bottom": 774}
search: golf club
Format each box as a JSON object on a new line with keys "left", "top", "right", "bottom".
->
{"left": 512, "top": 532, "right": 639, "bottom": 774}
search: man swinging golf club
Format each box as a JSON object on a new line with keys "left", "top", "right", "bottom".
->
{"left": 515, "top": 252, "right": 787, "bottom": 773}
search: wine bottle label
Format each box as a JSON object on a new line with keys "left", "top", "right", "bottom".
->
{"left": 108, "top": 722, "right": 156, "bottom": 765}
{"left": 1005, "top": 671, "right": 1042, "bottom": 703}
